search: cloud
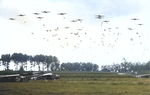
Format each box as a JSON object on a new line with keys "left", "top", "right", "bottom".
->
{"left": 0, "top": 5, "right": 19, "bottom": 19}
{"left": 100, "top": 0, "right": 143, "bottom": 18}
{"left": 76, "top": 0, "right": 143, "bottom": 18}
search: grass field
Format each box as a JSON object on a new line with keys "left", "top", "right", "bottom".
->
{"left": 0, "top": 71, "right": 150, "bottom": 95}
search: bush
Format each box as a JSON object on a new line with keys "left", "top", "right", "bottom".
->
{"left": 93, "top": 78, "right": 99, "bottom": 81}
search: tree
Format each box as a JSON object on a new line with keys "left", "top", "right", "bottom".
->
{"left": 45, "top": 55, "right": 52, "bottom": 71}
{"left": 34, "top": 55, "right": 41, "bottom": 71}
{"left": 11, "top": 53, "right": 28, "bottom": 71}
{"left": 1, "top": 54, "right": 11, "bottom": 70}
{"left": 19, "top": 66, "right": 24, "bottom": 74}
{"left": 85, "top": 62, "right": 93, "bottom": 71}
{"left": 101, "top": 65, "right": 111, "bottom": 72}
{"left": 51, "top": 56, "right": 60, "bottom": 71}
{"left": 22, "top": 54, "right": 29, "bottom": 70}
{"left": 28, "top": 55, "right": 34, "bottom": 71}
{"left": 81, "top": 63, "right": 86, "bottom": 71}
{"left": 39, "top": 54, "right": 45, "bottom": 71}
{"left": 11, "top": 53, "right": 20, "bottom": 71}
{"left": 60, "top": 62, "right": 99, "bottom": 71}
{"left": 93, "top": 64, "right": 99, "bottom": 71}
{"left": 0, "top": 60, "right": 2, "bottom": 67}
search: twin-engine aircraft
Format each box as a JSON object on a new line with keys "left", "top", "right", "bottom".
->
{"left": 0, "top": 71, "right": 60, "bottom": 82}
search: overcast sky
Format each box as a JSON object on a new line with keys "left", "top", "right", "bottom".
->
{"left": 0, "top": 0, "right": 150, "bottom": 70}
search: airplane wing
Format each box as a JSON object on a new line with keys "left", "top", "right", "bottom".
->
{"left": 0, "top": 73, "right": 33, "bottom": 82}
{"left": 0, "top": 71, "right": 60, "bottom": 82}
{"left": 134, "top": 74, "right": 150, "bottom": 78}
{"left": 0, "top": 74, "right": 19, "bottom": 78}
{"left": 43, "top": 73, "right": 52, "bottom": 76}
{"left": 0, "top": 74, "right": 21, "bottom": 82}
{"left": 34, "top": 72, "right": 60, "bottom": 80}
{"left": 45, "top": 73, "right": 60, "bottom": 80}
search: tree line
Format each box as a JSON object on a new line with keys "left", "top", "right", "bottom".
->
{"left": 0, "top": 53, "right": 99, "bottom": 72}
{"left": 101, "top": 58, "right": 150, "bottom": 74}
{"left": 60, "top": 62, "right": 99, "bottom": 71}
{"left": 0, "top": 53, "right": 59, "bottom": 71}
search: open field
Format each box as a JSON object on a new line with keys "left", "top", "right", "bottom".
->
{"left": 0, "top": 71, "right": 150, "bottom": 95}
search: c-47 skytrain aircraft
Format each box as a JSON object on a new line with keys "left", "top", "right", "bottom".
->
{"left": 0, "top": 71, "right": 60, "bottom": 82}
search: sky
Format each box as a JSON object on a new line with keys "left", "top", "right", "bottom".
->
{"left": 0, "top": 0, "right": 150, "bottom": 70}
